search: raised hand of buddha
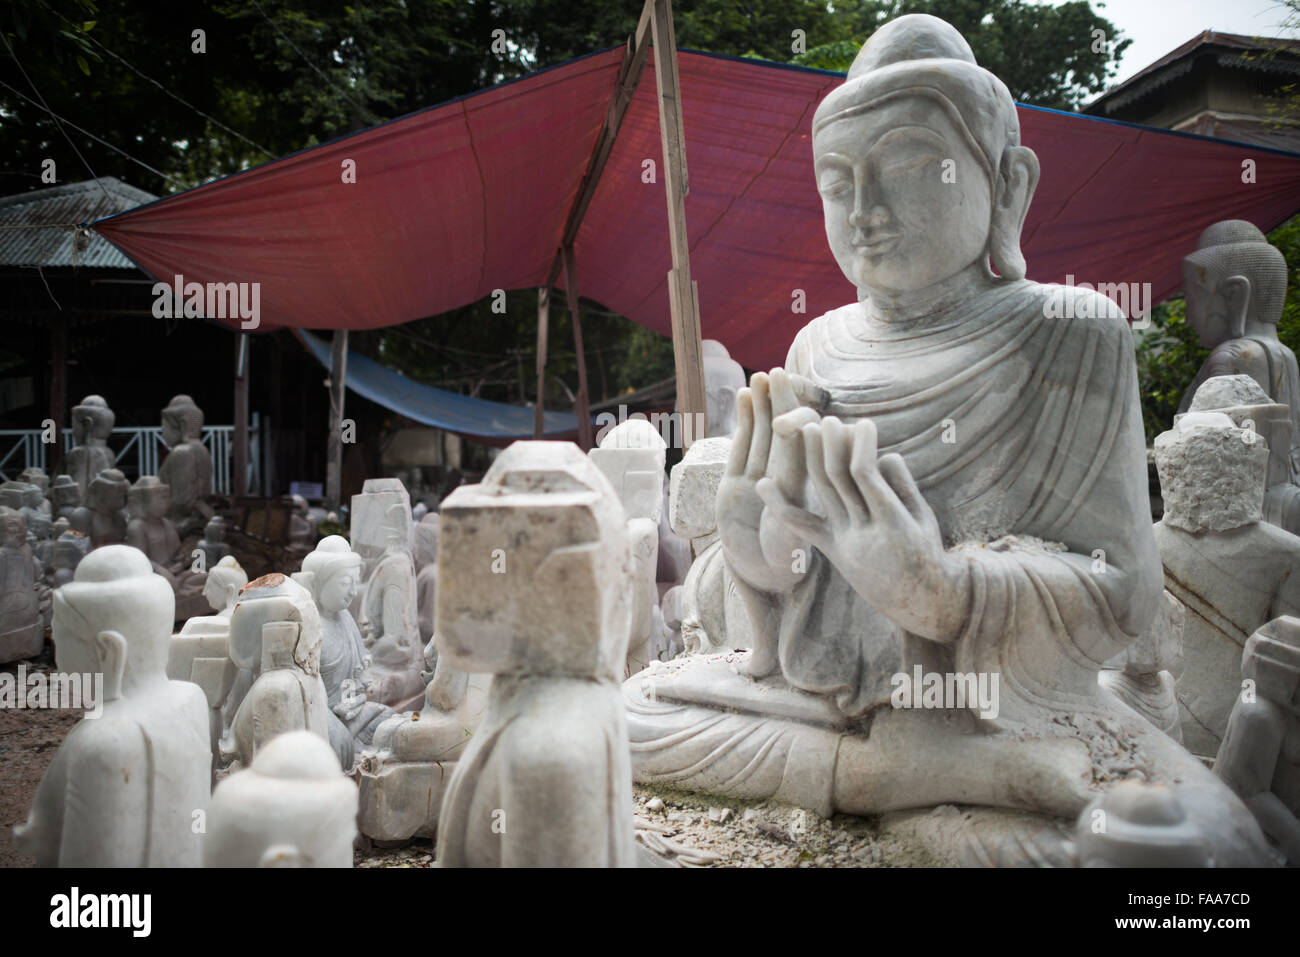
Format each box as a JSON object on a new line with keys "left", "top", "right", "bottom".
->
{"left": 755, "top": 416, "right": 971, "bottom": 642}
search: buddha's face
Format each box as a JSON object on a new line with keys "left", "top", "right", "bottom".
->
{"left": 815, "top": 97, "right": 993, "bottom": 296}
{"left": 1182, "top": 257, "right": 1238, "bottom": 348}
{"left": 161, "top": 416, "right": 183, "bottom": 448}
{"left": 318, "top": 567, "right": 359, "bottom": 615}
{"left": 203, "top": 575, "right": 229, "bottom": 611}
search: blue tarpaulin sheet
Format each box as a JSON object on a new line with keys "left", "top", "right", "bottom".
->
{"left": 294, "top": 329, "right": 581, "bottom": 441}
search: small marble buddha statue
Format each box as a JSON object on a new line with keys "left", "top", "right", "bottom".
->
{"left": 19, "top": 466, "right": 50, "bottom": 507}
{"left": 1214, "top": 616, "right": 1300, "bottom": 864}
{"left": 80, "top": 468, "right": 129, "bottom": 548}
{"left": 436, "top": 442, "right": 636, "bottom": 867}
{"left": 1154, "top": 411, "right": 1300, "bottom": 756}
{"left": 358, "top": 504, "right": 424, "bottom": 709}
{"left": 62, "top": 395, "right": 115, "bottom": 500}
{"left": 204, "top": 729, "right": 358, "bottom": 867}
{"left": 0, "top": 507, "right": 43, "bottom": 663}
{"left": 47, "top": 475, "right": 81, "bottom": 525}
{"left": 1178, "top": 220, "right": 1300, "bottom": 485}
{"left": 296, "top": 535, "right": 393, "bottom": 771}
{"left": 14, "top": 545, "right": 209, "bottom": 866}
{"left": 159, "top": 394, "right": 213, "bottom": 535}
{"left": 203, "top": 555, "right": 247, "bottom": 619}
{"left": 125, "top": 476, "right": 181, "bottom": 567}
{"left": 197, "top": 515, "right": 232, "bottom": 569}
{"left": 702, "top": 339, "right": 747, "bottom": 439}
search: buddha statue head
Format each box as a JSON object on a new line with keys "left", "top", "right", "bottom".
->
{"left": 413, "top": 513, "right": 439, "bottom": 572}
{"left": 71, "top": 395, "right": 114, "bottom": 446}
{"left": 203, "top": 516, "right": 227, "bottom": 545}
{"left": 1188, "top": 374, "right": 1293, "bottom": 489}
{"left": 48, "top": 475, "right": 80, "bottom": 511}
{"left": 1182, "top": 220, "right": 1286, "bottom": 348}
{"left": 204, "top": 729, "right": 357, "bottom": 867}
{"left": 19, "top": 467, "right": 48, "bottom": 493}
{"left": 702, "top": 339, "right": 746, "bottom": 438}
{"left": 298, "top": 535, "right": 362, "bottom": 616}
{"left": 52, "top": 545, "right": 174, "bottom": 696}
{"left": 128, "top": 476, "right": 172, "bottom": 521}
{"left": 1242, "top": 616, "right": 1300, "bottom": 718}
{"left": 161, "top": 394, "right": 204, "bottom": 448}
{"left": 203, "top": 555, "right": 248, "bottom": 615}
{"left": 437, "top": 442, "right": 630, "bottom": 681}
{"left": 0, "top": 507, "right": 26, "bottom": 550}
{"left": 229, "top": 573, "right": 321, "bottom": 678}
{"left": 0, "top": 482, "right": 24, "bottom": 510}
{"left": 1155, "top": 412, "right": 1269, "bottom": 533}
{"left": 811, "top": 14, "right": 1039, "bottom": 304}
{"left": 589, "top": 418, "right": 667, "bottom": 522}
{"left": 87, "top": 469, "right": 129, "bottom": 513}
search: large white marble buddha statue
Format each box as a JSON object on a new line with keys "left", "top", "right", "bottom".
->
{"left": 625, "top": 12, "right": 1273, "bottom": 866}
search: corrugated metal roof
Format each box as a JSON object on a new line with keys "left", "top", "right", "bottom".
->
{"left": 0, "top": 177, "right": 155, "bottom": 269}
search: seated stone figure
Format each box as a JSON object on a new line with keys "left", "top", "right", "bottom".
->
{"left": 1154, "top": 412, "right": 1300, "bottom": 756}
{"left": 1186, "top": 374, "right": 1300, "bottom": 535}
{"left": 203, "top": 555, "right": 247, "bottom": 619}
{"left": 358, "top": 503, "right": 425, "bottom": 709}
{"left": 294, "top": 535, "right": 393, "bottom": 771}
{"left": 204, "top": 730, "right": 358, "bottom": 868}
{"left": 0, "top": 507, "right": 43, "bottom": 664}
{"left": 14, "top": 545, "right": 209, "bottom": 866}
{"left": 19, "top": 467, "right": 51, "bottom": 516}
{"left": 1178, "top": 219, "right": 1300, "bottom": 487}
{"left": 197, "top": 515, "right": 232, "bottom": 569}
{"left": 47, "top": 474, "right": 81, "bottom": 525}
{"left": 1215, "top": 616, "right": 1300, "bottom": 864}
{"left": 50, "top": 529, "right": 89, "bottom": 589}
{"left": 79, "top": 468, "right": 129, "bottom": 548}
{"left": 125, "top": 476, "right": 180, "bottom": 566}
{"left": 159, "top": 394, "right": 213, "bottom": 536}
{"left": 624, "top": 13, "right": 1272, "bottom": 865}
{"left": 61, "top": 395, "right": 115, "bottom": 501}
{"left": 413, "top": 513, "right": 439, "bottom": 645}
{"left": 590, "top": 418, "right": 666, "bottom": 676}
{"left": 435, "top": 442, "right": 636, "bottom": 867}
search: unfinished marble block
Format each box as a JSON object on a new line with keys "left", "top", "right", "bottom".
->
{"left": 350, "top": 477, "right": 413, "bottom": 583}
{"left": 1214, "top": 616, "right": 1300, "bottom": 864}
{"left": 0, "top": 507, "right": 43, "bottom": 663}
{"left": 436, "top": 441, "right": 636, "bottom": 867}
{"left": 167, "top": 615, "right": 236, "bottom": 786}
{"left": 14, "top": 545, "right": 209, "bottom": 866}
{"left": 1185, "top": 374, "right": 1300, "bottom": 535}
{"left": 62, "top": 394, "right": 115, "bottom": 500}
{"left": 668, "top": 436, "right": 729, "bottom": 547}
{"left": 1154, "top": 412, "right": 1300, "bottom": 756}
{"left": 205, "top": 730, "right": 357, "bottom": 867}
{"left": 159, "top": 394, "right": 213, "bottom": 536}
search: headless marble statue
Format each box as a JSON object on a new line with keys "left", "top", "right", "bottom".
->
{"left": 159, "top": 394, "right": 213, "bottom": 536}
{"left": 624, "top": 13, "right": 1273, "bottom": 866}
{"left": 14, "top": 545, "right": 209, "bottom": 866}
{"left": 1178, "top": 220, "right": 1300, "bottom": 486}
{"left": 205, "top": 729, "right": 358, "bottom": 867}
{"left": 1153, "top": 411, "right": 1300, "bottom": 756}
{"left": 62, "top": 395, "right": 115, "bottom": 501}
{"left": 1214, "top": 616, "right": 1300, "bottom": 864}
{"left": 436, "top": 442, "right": 636, "bottom": 867}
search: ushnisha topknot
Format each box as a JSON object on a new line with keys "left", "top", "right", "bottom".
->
{"left": 812, "top": 14, "right": 1020, "bottom": 183}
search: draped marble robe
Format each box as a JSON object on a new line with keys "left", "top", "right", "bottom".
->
{"left": 319, "top": 605, "right": 393, "bottom": 769}
{"left": 766, "top": 279, "right": 1163, "bottom": 726}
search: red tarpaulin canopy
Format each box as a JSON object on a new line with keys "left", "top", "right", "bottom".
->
{"left": 94, "top": 47, "right": 1300, "bottom": 371}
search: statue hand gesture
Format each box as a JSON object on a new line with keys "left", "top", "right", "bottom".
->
{"left": 755, "top": 417, "right": 970, "bottom": 642}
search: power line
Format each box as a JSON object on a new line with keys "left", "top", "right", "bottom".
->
{"left": 0, "top": 77, "right": 185, "bottom": 188}
{"left": 248, "top": 0, "right": 381, "bottom": 125}
{"left": 0, "top": 26, "right": 113, "bottom": 205}
{"left": 36, "top": 0, "right": 275, "bottom": 160}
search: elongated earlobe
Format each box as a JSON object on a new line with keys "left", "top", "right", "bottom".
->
{"left": 1220, "top": 275, "right": 1251, "bottom": 338}
{"left": 988, "top": 146, "right": 1040, "bottom": 281}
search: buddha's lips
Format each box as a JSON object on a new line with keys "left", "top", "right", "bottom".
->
{"left": 853, "top": 234, "right": 900, "bottom": 254}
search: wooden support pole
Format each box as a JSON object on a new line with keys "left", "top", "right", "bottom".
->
{"left": 650, "top": 0, "right": 707, "bottom": 448}
{"left": 534, "top": 286, "right": 550, "bottom": 438}
{"left": 561, "top": 246, "right": 594, "bottom": 451}
{"left": 325, "top": 328, "right": 348, "bottom": 509}
{"left": 233, "top": 333, "right": 250, "bottom": 498}
{"left": 48, "top": 312, "right": 67, "bottom": 473}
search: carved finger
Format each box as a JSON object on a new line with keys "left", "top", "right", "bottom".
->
{"left": 756, "top": 477, "right": 827, "bottom": 544}
{"left": 727, "top": 388, "right": 754, "bottom": 477}
{"left": 848, "top": 419, "right": 898, "bottom": 516}
{"left": 745, "top": 372, "right": 773, "bottom": 480}
{"left": 769, "top": 367, "right": 798, "bottom": 417}
{"left": 802, "top": 423, "right": 848, "bottom": 527}
{"left": 822, "top": 417, "right": 869, "bottom": 521}
{"left": 879, "top": 453, "right": 934, "bottom": 527}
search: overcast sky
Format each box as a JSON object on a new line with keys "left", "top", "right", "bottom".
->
{"left": 1075, "top": 0, "right": 1296, "bottom": 93}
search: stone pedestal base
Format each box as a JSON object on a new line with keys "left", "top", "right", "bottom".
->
{"left": 0, "top": 621, "right": 43, "bottom": 664}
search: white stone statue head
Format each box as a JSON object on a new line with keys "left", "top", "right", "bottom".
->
{"left": 811, "top": 13, "right": 1039, "bottom": 300}
{"left": 413, "top": 513, "right": 439, "bottom": 571}
{"left": 437, "top": 441, "right": 630, "bottom": 681}
{"left": 702, "top": 339, "right": 746, "bottom": 438}
{"left": 1155, "top": 412, "right": 1269, "bottom": 532}
{"left": 589, "top": 418, "right": 667, "bottom": 522}
{"left": 128, "top": 476, "right": 172, "bottom": 521}
{"left": 1188, "top": 374, "right": 1294, "bottom": 488}
{"left": 19, "top": 467, "right": 49, "bottom": 492}
{"left": 49, "top": 475, "right": 80, "bottom": 510}
{"left": 1182, "top": 220, "right": 1286, "bottom": 347}
{"left": 204, "top": 729, "right": 357, "bottom": 867}
{"left": 52, "top": 545, "right": 175, "bottom": 694}
{"left": 298, "top": 535, "right": 362, "bottom": 615}
{"left": 1242, "top": 616, "right": 1300, "bottom": 717}
{"left": 71, "top": 394, "right": 114, "bottom": 445}
{"left": 161, "top": 394, "right": 204, "bottom": 447}
{"left": 668, "top": 436, "right": 730, "bottom": 540}
{"left": 204, "top": 555, "right": 248, "bottom": 614}
{"left": 87, "top": 469, "right": 129, "bottom": 512}
{"left": 228, "top": 574, "right": 321, "bottom": 676}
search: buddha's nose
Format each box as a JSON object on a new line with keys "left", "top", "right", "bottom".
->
{"left": 849, "top": 189, "right": 890, "bottom": 230}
